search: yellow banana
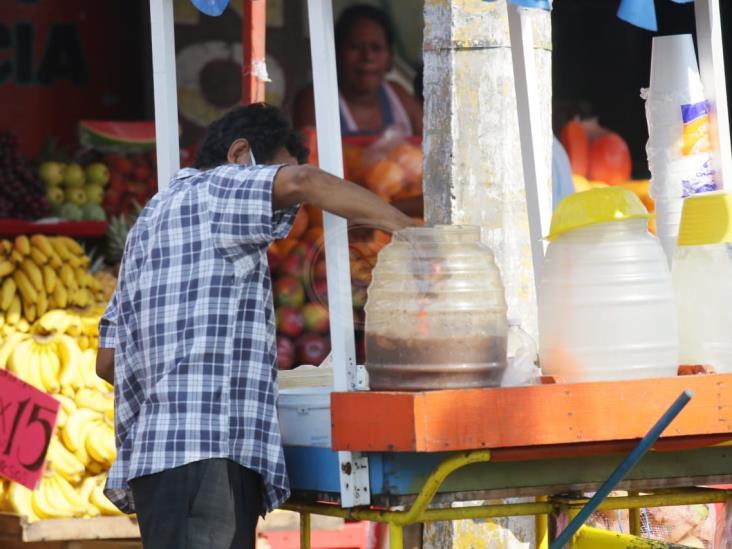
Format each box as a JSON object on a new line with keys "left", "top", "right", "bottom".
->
{"left": 86, "top": 459, "right": 105, "bottom": 475}
{"left": 50, "top": 474, "right": 87, "bottom": 515}
{"left": 49, "top": 237, "right": 72, "bottom": 261}
{"left": 47, "top": 437, "right": 85, "bottom": 484}
{"left": 5, "top": 295, "right": 20, "bottom": 325}
{"left": 0, "top": 331, "right": 27, "bottom": 369}
{"left": 8, "top": 482, "right": 40, "bottom": 522}
{"left": 58, "top": 236, "right": 84, "bottom": 256}
{"left": 38, "top": 308, "right": 71, "bottom": 334}
{"left": 0, "top": 277, "right": 16, "bottom": 310}
{"left": 78, "top": 476, "right": 101, "bottom": 516}
{"left": 15, "top": 319, "right": 30, "bottom": 333}
{"left": 37, "top": 343, "right": 61, "bottom": 393}
{"left": 90, "top": 484, "right": 123, "bottom": 515}
{"left": 23, "top": 300, "right": 36, "bottom": 323}
{"left": 9, "top": 249, "right": 24, "bottom": 264}
{"left": 14, "top": 235, "right": 30, "bottom": 256}
{"left": 14, "top": 270, "right": 37, "bottom": 303}
{"left": 29, "top": 246, "right": 48, "bottom": 265}
{"left": 61, "top": 408, "right": 102, "bottom": 453}
{"left": 32, "top": 474, "right": 76, "bottom": 519}
{"left": 21, "top": 258, "right": 44, "bottom": 291}
{"left": 30, "top": 235, "right": 54, "bottom": 256}
{"left": 74, "top": 267, "right": 87, "bottom": 287}
{"left": 56, "top": 334, "right": 84, "bottom": 389}
{"left": 0, "top": 239, "right": 11, "bottom": 254}
{"left": 35, "top": 289, "right": 48, "bottom": 317}
{"left": 75, "top": 388, "right": 113, "bottom": 415}
{"left": 0, "top": 259, "right": 14, "bottom": 277}
{"left": 47, "top": 249, "right": 62, "bottom": 269}
{"left": 53, "top": 283, "right": 68, "bottom": 308}
{"left": 42, "top": 264, "right": 57, "bottom": 294}
{"left": 59, "top": 264, "right": 75, "bottom": 289}
{"left": 53, "top": 393, "right": 77, "bottom": 418}
{"left": 77, "top": 334, "right": 90, "bottom": 351}
{"left": 85, "top": 420, "right": 115, "bottom": 465}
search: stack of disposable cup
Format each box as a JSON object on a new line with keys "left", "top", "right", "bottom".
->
{"left": 644, "top": 34, "right": 717, "bottom": 263}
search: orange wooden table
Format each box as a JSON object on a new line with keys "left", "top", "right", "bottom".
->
{"left": 331, "top": 374, "right": 732, "bottom": 461}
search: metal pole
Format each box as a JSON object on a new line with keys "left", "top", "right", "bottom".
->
{"left": 241, "top": 0, "right": 267, "bottom": 104}
{"left": 149, "top": 0, "right": 180, "bottom": 191}
{"left": 551, "top": 390, "right": 693, "bottom": 549}
{"left": 305, "top": 0, "right": 369, "bottom": 508}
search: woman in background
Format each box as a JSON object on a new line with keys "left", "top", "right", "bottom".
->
{"left": 293, "top": 4, "right": 423, "bottom": 137}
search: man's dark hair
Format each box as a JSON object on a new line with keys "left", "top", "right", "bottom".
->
{"left": 194, "top": 103, "right": 308, "bottom": 169}
{"left": 335, "top": 4, "right": 395, "bottom": 54}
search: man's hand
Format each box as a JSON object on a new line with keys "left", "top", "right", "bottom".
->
{"left": 96, "top": 348, "right": 115, "bottom": 385}
{"left": 272, "top": 165, "right": 417, "bottom": 233}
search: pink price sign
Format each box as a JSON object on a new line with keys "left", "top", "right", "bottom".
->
{"left": 0, "top": 368, "right": 60, "bottom": 489}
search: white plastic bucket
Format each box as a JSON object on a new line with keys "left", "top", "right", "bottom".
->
{"left": 278, "top": 387, "right": 332, "bottom": 448}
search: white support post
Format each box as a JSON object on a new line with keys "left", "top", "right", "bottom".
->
{"left": 507, "top": 4, "right": 551, "bottom": 294}
{"left": 149, "top": 0, "right": 180, "bottom": 191}
{"left": 306, "top": 0, "right": 370, "bottom": 508}
{"left": 695, "top": 0, "right": 732, "bottom": 188}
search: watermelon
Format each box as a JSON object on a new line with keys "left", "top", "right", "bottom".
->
{"left": 78, "top": 121, "right": 156, "bottom": 152}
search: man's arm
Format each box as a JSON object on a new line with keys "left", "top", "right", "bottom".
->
{"left": 273, "top": 165, "right": 416, "bottom": 232}
{"left": 96, "top": 348, "right": 114, "bottom": 384}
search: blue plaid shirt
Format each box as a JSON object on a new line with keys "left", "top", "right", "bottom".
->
{"left": 99, "top": 164, "right": 297, "bottom": 514}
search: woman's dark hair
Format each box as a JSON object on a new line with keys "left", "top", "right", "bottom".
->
{"left": 335, "top": 4, "right": 395, "bottom": 54}
{"left": 194, "top": 103, "right": 308, "bottom": 168}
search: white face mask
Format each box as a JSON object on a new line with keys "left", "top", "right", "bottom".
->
{"left": 249, "top": 150, "right": 257, "bottom": 166}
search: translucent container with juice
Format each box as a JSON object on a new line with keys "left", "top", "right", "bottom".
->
{"left": 673, "top": 191, "right": 732, "bottom": 371}
{"left": 538, "top": 187, "right": 679, "bottom": 382}
{"left": 364, "top": 225, "right": 508, "bottom": 391}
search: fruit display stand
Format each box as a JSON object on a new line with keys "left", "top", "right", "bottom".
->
{"left": 0, "top": 513, "right": 140, "bottom": 549}
{"left": 0, "top": 221, "right": 108, "bottom": 239}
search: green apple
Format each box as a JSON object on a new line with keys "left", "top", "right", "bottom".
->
{"left": 46, "top": 185, "right": 65, "bottom": 206}
{"left": 84, "top": 184, "right": 104, "bottom": 204}
{"left": 65, "top": 187, "right": 87, "bottom": 206}
{"left": 39, "top": 161, "right": 65, "bottom": 186}
{"left": 63, "top": 163, "right": 86, "bottom": 188}
{"left": 85, "top": 163, "right": 110, "bottom": 186}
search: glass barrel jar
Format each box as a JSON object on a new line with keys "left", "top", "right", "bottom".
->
{"left": 364, "top": 225, "right": 508, "bottom": 391}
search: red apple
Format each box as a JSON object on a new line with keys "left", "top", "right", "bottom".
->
{"left": 302, "top": 303, "right": 329, "bottom": 334}
{"left": 295, "top": 333, "right": 330, "bottom": 365}
{"left": 310, "top": 278, "right": 328, "bottom": 304}
{"left": 274, "top": 276, "right": 305, "bottom": 308}
{"left": 279, "top": 253, "right": 305, "bottom": 279}
{"left": 133, "top": 164, "right": 151, "bottom": 182}
{"left": 109, "top": 173, "right": 126, "bottom": 192}
{"left": 277, "top": 336, "right": 296, "bottom": 370}
{"left": 276, "top": 306, "right": 304, "bottom": 338}
{"left": 107, "top": 154, "right": 132, "bottom": 174}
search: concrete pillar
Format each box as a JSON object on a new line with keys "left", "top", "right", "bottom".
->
{"left": 422, "top": 0, "right": 552, "bottom": 340}
{"left": 421, "top": 0, "right": 552, "bottom": 546}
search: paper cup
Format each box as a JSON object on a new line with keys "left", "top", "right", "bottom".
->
{"left": 649, "top": 34, "right": 704, "bottom": 98}
{"left": 655, "top": 196, "right": 684, "bottom": 265}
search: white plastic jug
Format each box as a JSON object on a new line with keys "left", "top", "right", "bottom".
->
{"left": 539, "top": 188, "right": 679, "bottom": 382}
{"left": 673, "top": 191, "right": 732, "bottom": 372}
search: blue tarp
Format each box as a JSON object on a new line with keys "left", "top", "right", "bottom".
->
{"left": 190, "top": 0, "right": 229, "bottom": 17}
{"left": 483, "top": 0, "right": 694, "bottom": 31}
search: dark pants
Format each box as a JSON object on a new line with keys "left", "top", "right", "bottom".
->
{"left": 129, "top": 458, "right": 262, "bottom": 549}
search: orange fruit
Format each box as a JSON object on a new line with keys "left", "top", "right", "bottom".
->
{"left": 363, "top": 159, "right": 405, "bottom": 199}
{"left": 288, "top": 208, "right": 309, "bottom": 239}
{"left": 388, "top": 143, "right": 423, "bottom": 186}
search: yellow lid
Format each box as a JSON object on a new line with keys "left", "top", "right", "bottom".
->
{"left": 677, "top": 191, "right": 732, "bottom": 246}
{"left": 547, "top": 186, "right": 651, "bottom": 240}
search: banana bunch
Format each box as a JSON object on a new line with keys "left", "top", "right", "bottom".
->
{"left": 61, "top": 407, "right": 116, "bottom": 470}
{"left": 1, "top": 330, "right": 88, "bottom": 394}
{"left": 0, "top": 235, "right": 105, "bottom": 333}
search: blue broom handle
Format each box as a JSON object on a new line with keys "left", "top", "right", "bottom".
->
{"left": 550, "top": 389, "right": 693, "bottom": 549}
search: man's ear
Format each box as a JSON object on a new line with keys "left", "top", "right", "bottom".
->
{"left": 227, "top": 138, "right": 251, "bottom": 165}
